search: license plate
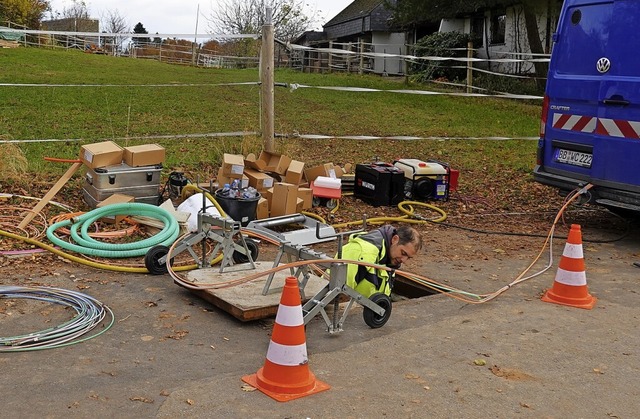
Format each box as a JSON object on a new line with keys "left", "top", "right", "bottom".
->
{"left": 555, "top": 148, "right": 592, "bottom": 168}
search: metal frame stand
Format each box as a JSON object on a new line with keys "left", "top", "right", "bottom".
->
{"left": 301, "top": 261, "right": 386, "bottom": 333}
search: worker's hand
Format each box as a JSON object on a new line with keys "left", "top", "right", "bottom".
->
{"left": 388, "top": 269, "right": 396, "bottom": 289}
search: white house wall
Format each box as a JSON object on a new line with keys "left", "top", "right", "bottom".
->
{"left": 439, "top": 1, "right": 556, "bottom": 74}
{"left": 371, "top": 32, "right": 406, "bottom": 75}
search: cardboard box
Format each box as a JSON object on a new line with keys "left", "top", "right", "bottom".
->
{"left": 80, "top": 141, "right": 124, "bottom": 169}
{"left": 218, "top": 169, "right": 248, "bottom": 189}
{"left": 256, "top": 197, "right": 269, "bottom": 219}
{"left": 304, "top": 163, "right": 335, "bottom": 183}
{"left": 261, "top": 151, "right": 292, "bottom": 175}
{"left": 244, "top": 153, "right": 266, "bottom": 171}
{"left": 245, "top": 151, "right": 291, "bottom": 175}
{"left": 96, "top": 193, "right": 134, "bottom": 224}
{"left": 244, "top": 168, "right": 274, "bottom": 191}
{"left": 270, "top": 182, "right": 298, "bottom": 217}
{"left": 295, "top": 197, "right": 304, "bottom": 213}
{"left": 123, "top": 144, "right": 165, "bottom": 167}
{"left": 297, "top": 187, "right": 313, "bottom": 209}
{"left": 285, "top": 160, "right": 305, "bottom": 184}
{"left": 222, "top": 153, "right": 245, "bottom": 178}
{"left": 265, "top": 187, "right": 274, "bottom": 208}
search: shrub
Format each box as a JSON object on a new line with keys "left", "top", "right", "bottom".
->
{"left": 409, "top": 31, "right": 478, "bottom": 83}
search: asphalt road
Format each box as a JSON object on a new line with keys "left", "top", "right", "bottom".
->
{"left": 1, "top": 222, "right": 639, "bottom": 418}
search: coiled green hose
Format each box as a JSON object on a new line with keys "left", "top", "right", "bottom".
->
{"left": 46, "top": 203, "right": 179, "bottom": 258}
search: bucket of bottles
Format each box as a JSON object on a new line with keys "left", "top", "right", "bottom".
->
{"left": 214, "top": 188, "right": 261, "bottom": 226}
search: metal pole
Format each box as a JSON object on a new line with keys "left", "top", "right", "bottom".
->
{"left": 261, "top": 7, "right": 275, "bottom": 152}
{"left": 192, "top": 4, "right": 199, "bottom": 66}
{"left": 467, "top": 41, "right": 473, "bottom": 94}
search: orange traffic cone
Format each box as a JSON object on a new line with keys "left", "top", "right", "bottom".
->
{"left": 542, "top": 224, "right": 597, "bottom": 309}
{"left": 242, "top": 276, "right": 330, "bottom": 401}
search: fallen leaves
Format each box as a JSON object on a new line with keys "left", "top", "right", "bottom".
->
{"left": 489, "top": 365, "right": 534, "bottom": 381}
{"left": 130, "top": 396, "right": 154, "bottom": 404}
{"left": 166, "top": 330, "right": 189, "bottom": 340}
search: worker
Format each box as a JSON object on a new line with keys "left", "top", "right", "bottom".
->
{"left": 340, "top": 225, "right": 422, "bottom": 298}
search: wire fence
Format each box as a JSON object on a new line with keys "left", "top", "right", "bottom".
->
{"left": 1, "top": 27, "right": 549, "bottom": 87}
{"left": 0, "top": 27, "right": 543, "bottom": 145}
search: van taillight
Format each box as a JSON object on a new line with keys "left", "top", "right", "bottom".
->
{"left": 540, "top": 95, "right": 549, "bottom": 138}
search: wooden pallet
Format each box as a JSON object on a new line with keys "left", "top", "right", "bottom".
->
{"left": 0, "top": 40, "right": 20, "bottom": 48}
{"left": 184, "top": 261, "right": 327, "bottom": 321}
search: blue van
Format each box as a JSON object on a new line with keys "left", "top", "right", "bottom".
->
{"left": 533, "top": 0, "right": 640, "bottom": 213}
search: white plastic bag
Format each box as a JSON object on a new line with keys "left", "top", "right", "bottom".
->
{"left": 177, "top": 193, "right": 222, "bottom": 232}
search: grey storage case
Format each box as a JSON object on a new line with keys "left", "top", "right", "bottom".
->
{"left": 82, "top": 162, "right": 163, "bottom": 208}
{"left": 85, "top": 163, "right": 162, "bottom": 189}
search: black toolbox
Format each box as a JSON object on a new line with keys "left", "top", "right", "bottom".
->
{"left": 354, "top": 163, "right": 405, "bottom": 207}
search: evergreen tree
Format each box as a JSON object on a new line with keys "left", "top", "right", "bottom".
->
{"left": 133, "top": 21, "right": 150, "bottom": 46}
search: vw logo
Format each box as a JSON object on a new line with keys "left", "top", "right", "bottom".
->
{"left": 596, "top": 57, "right": 611, "bottom": 74}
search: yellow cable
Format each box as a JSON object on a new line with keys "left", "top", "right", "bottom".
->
{"left": 0, "top": 228, "right": 199, "bottom": 273}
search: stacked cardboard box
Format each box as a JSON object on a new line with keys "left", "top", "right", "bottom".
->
{"left": 79, "top": 141, "right": 166, "bottom": 208}
{"left": 214, "top": 150, "right": 352, "bottom": 220}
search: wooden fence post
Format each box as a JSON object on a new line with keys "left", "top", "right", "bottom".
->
{"left": 261, "top": 7, "right": 275, "bottom": 152}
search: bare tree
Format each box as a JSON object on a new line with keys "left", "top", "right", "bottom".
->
{"left": 207, "top": 0, "right": 317, "bottom": 42}
{"left": 100, "top": 9, "right": 129, "bottom": 55}
{"left": 60, "top": 0, "right": 89, "bottom": 20}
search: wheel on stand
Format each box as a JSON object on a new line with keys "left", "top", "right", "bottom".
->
{"left": 326, "top": 199, "right": 338, "bottom": 209}
{"left": 144, "top": 245, "right": 174, "bottom": 275}
{"left": 363, "top": 293, "right": 392, "bottom": 328}
{"left": 232, "top": 238, "right": 259, "bottom": 264}
{"left": 312, "top": 196, "right": 322, "bottom": 207}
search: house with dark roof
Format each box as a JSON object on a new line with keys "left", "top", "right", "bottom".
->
{"left": 323, "top": 0, "right": 405, "bottom": 75}
{"left": 292, "top": 0, "right": 409, "bottom": 75}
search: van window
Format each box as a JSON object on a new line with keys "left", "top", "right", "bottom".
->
{"left": 554, "top": 3, "right": 612, "bottom": 75}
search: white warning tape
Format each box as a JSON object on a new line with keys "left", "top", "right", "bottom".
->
{"left": 1, "top": 132, "right": 538, "bottom": 144}
{"left": 450, "top": 65, "right": 544, "bottom": 80}
{"left": 0, "top": 132, "right": 259, "bottom": 144}
{"left": 286, "top": 83, "right": 543, "bottom": 100}
{"left": 287, "top": 42, "right": 549, "bottom": 64}
{"left": 283, "top": 133, "right": 538, "bottom": 141}
{"left": 1, "top": 28, "right": 258, "bottom": 40}
{"left": 0, "top": 82, "right": 260, "bottom": 88}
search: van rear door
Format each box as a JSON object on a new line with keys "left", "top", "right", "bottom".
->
{"left": 541, "top": 1, "right": 613, "bottom": 182}
{"left": 594, "top": 0, "right": 640, "bottom": 186}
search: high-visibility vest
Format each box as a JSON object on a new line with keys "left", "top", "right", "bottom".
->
{"left": 340, "top": 230, "right": 392, "bottom": 298}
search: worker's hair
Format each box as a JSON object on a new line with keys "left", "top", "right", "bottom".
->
{"left": 395, "top": 225, "right": 423, "bottom": 251}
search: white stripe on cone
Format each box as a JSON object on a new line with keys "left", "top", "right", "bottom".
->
{"left": 554, "top": 268, "right": 587, "bottom": 286}
{"left": 562, "top": 242, "right": 584, "bottom": 259}
{"left": 266, "top": 341, "right": 308, "bottom": 366}
{"left": 274, "top": 304, "right": 304, "bottom": 327}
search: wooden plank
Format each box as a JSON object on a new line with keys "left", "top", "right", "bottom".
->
{"left": 18, "top": 162, "right": 83, "bottom": 230}
{"left": 184, "top": 261, "right": 328, "bottom": 321}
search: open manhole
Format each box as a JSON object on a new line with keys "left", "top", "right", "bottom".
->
{"left": 392, "top": 273, "right": 444, "bottom": 299}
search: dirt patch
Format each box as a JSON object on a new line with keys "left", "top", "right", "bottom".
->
{"left": 490, "top": 365, "right": 536, "bottom": 381}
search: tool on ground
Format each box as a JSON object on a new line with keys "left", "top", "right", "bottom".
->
{"left": 145, "top": 192, "right": 257, "bottom": 275}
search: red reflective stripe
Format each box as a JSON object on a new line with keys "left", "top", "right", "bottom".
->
{"left": 553, "top": 113, "right": 571, "bottom": 129}
{"left": 572, "top": 116, "right": 592, "bottom": 132}
{"left": 614, "top": 120, "right": 640, "bottom": 139}
{"left": 595, "top": 119, "right": 608, "bottom": 135}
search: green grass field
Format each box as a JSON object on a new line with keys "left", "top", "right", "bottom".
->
{"left": 0, "top": 47, "right": 541, "bottom": 184}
